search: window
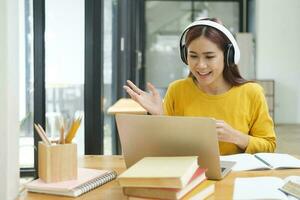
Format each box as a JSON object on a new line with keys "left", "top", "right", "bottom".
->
{"left": 45, "top": 0, "right": 85, "bottom": 155}
{"left": 103, "top": 0, "right": 120, "bottom": 155}
{"left": 19, "top": 0, "right": 34, "bottom": 171}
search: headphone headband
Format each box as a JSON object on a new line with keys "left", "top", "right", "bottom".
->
{"left": 180, "top": 20, "right": 240, "bottom": 64}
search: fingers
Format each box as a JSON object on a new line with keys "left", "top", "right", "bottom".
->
{"left": 217, "top": 127, "right": 229, "bottom": 142}
{"left": 216, "top": 127, "right": 224, "bottom": 134}
{"left": 126, "top": 80, "right": 144, "bottom": 95}
{"left": 123, "top": 85, "right": 140, "bottom": 101}
{"left": 216, "top": 120, "right": 224, "bottom": 128}
{"left": 217, "top": 133, "right": 227, "bottom": 142}
{"left": 147, "top": 82, "right": 159, "bottom": 97}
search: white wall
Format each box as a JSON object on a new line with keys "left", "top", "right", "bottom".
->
{"left": 256, "top": 0, "right": 300, "bottom": 124}
{"left": 236, "top": 33, "right": 255, "bottom": 80}
{"left": 0, "top": 0, "right": 20, "bottom": 199}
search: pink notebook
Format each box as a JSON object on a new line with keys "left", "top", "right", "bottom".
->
{"left": 25, "top": 168, "right": 117, "bottom": 197}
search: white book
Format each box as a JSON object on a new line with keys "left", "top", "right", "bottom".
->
{"left": 220, "top": 153, "right": 300, "bottom": 171}
{"left": 118, "top": 156, "right": 198, "bottom": 189}
{"left": 233, "top": 176, "right": 300, "bottom": 200}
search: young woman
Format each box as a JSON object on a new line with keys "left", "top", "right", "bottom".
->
{"left": 124, "top": 18, "right": 276, "bottom": 155}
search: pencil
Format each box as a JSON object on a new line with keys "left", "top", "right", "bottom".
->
{"left": 65, "top": 117, "right": 81, "bottom": 143}
{"left": 37, "top": 124, "right": 51, "bottom": 145}
{"left": 60, "top": 122, "right": 65, "bottom": 144}
{"left": 34, "top": 124, "right": 51, "bottom": 146}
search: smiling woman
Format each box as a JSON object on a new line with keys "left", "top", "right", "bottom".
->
{"left": 187, "top": 36, "right": 228, "bottom": 95}
{"left": 184, "top": 18, "right": 248, "bottom": 91}
{"left": 124, "top": 18, "right": 276, "bottom": 156}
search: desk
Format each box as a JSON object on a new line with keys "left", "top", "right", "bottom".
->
{"left": 19, "top": 155, "right": 300, "bottom": 200}
{"left": 107, "top": 98, "right": 147, "bottom": 115}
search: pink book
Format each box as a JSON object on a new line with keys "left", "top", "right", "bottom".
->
{"left": 123, "top": 167, "right": 207, "bottom": 200}
{"left": 25, "top": 168, "right": 117, "bottom": 197}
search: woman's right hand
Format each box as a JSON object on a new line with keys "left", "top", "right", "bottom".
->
{"left": 123, "top": 80, "right": 164, "bottom": 115}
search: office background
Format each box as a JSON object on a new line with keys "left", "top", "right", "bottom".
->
{"left": 1, "top": 0, "right": 300, "bottom": 199}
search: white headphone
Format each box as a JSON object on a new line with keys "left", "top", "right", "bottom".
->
{"left": 179, "top": 20, "right": 240, "bottom": 65}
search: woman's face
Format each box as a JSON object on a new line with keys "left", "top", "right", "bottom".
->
{"left": 187, "top": 36, "right": 226, "bottom": 90}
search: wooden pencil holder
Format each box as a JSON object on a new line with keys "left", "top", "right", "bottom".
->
{"left": 38, "top": 142, "right": 77, "bottom": 183}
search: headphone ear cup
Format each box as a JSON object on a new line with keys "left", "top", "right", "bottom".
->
{"left": 226, "top": 44, "right": 235, "bottom": 66}
{"left": 180, "top": 45, "right": 188, "bottom": 65}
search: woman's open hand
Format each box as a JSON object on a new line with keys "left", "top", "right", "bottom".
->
{"left": 123, "top": 80, "right": 163, "bottom": 115}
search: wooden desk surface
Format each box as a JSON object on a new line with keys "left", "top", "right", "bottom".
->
{"left": 107, "top": 98, "right": 147, "bottom": 115}
{"left": 19, "top": 155, "right": 300, "bottom": 200}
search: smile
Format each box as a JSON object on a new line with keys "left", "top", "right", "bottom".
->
{"left": 198, "top": 71, "right": 212, "bottom": 77}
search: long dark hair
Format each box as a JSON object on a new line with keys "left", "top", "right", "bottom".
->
{"left": 185, "top": 18, "right": 249, "bottom": 86}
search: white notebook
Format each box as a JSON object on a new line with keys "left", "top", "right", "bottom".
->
{"left": 25, "top": 168, "right": 117, "bottom": 197}
{"left": 220, "top": 153, "right": 300, "bottom": 171}
{"left": 233, "top": 176, "right": 300, "bottom": 200}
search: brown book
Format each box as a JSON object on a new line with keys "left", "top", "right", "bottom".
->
{"left": 118, "top": 156, "right": 198, "bottom": 188}
{"left": 123, "top": 167, "right": 206, "bottom": 200}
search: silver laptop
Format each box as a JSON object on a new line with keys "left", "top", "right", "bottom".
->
{"left": 115, "top": 114, "right": 235, "bottom": 180}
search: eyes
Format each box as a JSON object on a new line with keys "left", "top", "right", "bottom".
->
{"left": 188, "top": 54, "right": 216, "bottom": 59}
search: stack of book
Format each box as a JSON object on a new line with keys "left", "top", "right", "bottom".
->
{"left": 117, "top": 156, "right": 215, "bottom": 200}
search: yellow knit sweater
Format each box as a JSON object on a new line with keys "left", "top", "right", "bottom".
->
{"left": 163, "top": 77, "right": 276, "bottom": 155}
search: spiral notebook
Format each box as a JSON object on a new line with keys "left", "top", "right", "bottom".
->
{"left": 25, "top": 168, "right": 117, "bottom": 197}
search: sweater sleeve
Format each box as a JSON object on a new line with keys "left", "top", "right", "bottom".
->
{"left": 245, "top": 86, "right": 276, "bottom": 153}
{"left": 163, "top": 83, "right": 175, "bottom": 116}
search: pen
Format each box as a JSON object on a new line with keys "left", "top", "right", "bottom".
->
{"left": 254, "top": 154, "right": 273, "bottom": 168}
